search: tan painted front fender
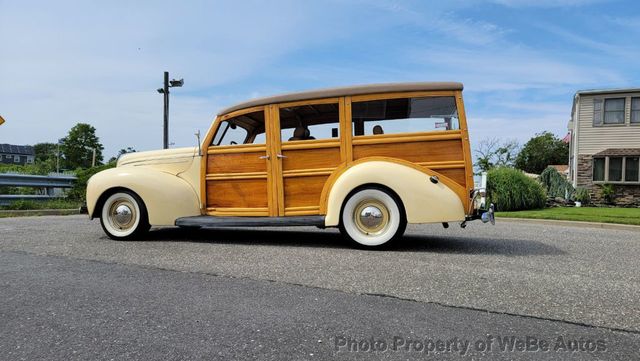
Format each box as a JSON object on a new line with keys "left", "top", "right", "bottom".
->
{"left": 323, "top": 160, "right": 466, "bottom": 226}
{"left": 86, "top": 167, "right": 201, "bottom": 226}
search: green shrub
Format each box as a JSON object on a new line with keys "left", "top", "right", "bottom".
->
{"left": 600, "top": 184, "right": 616, "bottom": 204}
{"left": 574, "top": 187, "right": 591, "bottom": 204}
{"left": 2, "top": 200, "right": 38, "bottom": 210}
{"left": 539, "top": 166, "right": 574, "bottom": 199}
{"left": 487, "top": 167, "right": 546, "bottom": 211}
{"left": 67, "top": 162, "right": 116, "bottom": 201}
{"left": 0, "top": 198, "right": 81, "bottom": 210}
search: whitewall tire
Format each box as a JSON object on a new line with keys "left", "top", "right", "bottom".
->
{"left": 339, "top": 187, "right": 406, "bottom": 248}
{"left": 100, "top": 191, "right": 150, "bottom": 240}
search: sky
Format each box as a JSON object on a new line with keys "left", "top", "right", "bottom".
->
{"left": 1, "top": 0, "right": 639, "bottom": 160}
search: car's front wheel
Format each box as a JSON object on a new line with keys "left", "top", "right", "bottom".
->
{"left": 339, "top": 187, "right": 406, "bottom": 248}
{"left": 100, "top": 191, "right": 150, "bottom": 240}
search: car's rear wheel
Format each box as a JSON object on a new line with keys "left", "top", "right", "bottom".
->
{"left": 339, "top": 187, "right": 406, "bottom": 248}
{"left": 100, "top": 191, "right": 150, "bottom": 240}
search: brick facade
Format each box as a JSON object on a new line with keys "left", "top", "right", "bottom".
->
{"left": 576, "top": 154, "right": 640, "bottom": 206}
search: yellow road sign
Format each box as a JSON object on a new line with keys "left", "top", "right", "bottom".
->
{"left": 0, "top": 115, "right": 4, "bottom": 125}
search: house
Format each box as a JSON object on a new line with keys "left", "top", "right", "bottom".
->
{"left": 0, "top": 144, "right": 35, "bottom": 165}
{"left": 568, "top": 88, "right": 640, "bottom": 206}
{"left": 549, "top": 164, "right": 569, "bottom": 179}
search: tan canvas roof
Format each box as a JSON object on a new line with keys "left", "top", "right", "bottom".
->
{"left": 217, "top": 82, "right": 463, "bottom": 115}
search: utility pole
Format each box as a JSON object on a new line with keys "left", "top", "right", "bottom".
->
{"left": 162, "top": 71, "right": 169, "bottom": 149}
{"left": 157, "top": 71, "right": 184, "bottom": 149}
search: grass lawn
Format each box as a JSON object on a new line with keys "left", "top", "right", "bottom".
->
{"left": 496, "top": 207, "right": 640, "bottom": 226}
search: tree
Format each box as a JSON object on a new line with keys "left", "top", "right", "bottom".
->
{"left": 514, "top": 132, "right": 568, "bottom": 174}
{"left": 60, "top": 123, "right": 104, "bottom": 169}
{"left": 33, "top": 142, "right": 58, "bottom": 163}
{"left": 474, "top": 138, "right": 519, "bottom": 173}
{"left": 108, "top": 147, "right": 137, "bottom": 163}
{"left": 32, "top": 142, "right": 58, "bottom": 173}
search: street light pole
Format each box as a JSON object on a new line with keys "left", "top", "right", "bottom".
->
{"left": 157, "top": 71, "right": 184, "bottom": 150}
{"left": 162, "top": 71, "right": 169, "bottom": 149}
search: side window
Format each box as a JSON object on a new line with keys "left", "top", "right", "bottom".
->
{"left": 280, "top": 103, "right": 340, "bottom": 142}
{"left": 212, "top": 110, "right": 266, "bottom": 146}
{"left": 352, "top": 96, "right": 459, "bottom": 136}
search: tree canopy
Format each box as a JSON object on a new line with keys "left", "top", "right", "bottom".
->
{"left": 514, "top": 132, "right": 568, "bottom": 174}
{"left": 474, "top": 138, "right": 519, "bottom": 173}
{"left": 60, "top": 123, "right": 104, "bottom": 169}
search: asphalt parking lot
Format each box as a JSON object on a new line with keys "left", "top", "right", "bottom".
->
{"left": 1, "top": 215, "right": 639, "bottom": 360}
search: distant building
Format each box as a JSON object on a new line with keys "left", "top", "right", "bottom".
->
{"left": 567, "top": 88, "right": 640, "bottom": 206}
{"left": 0, "top": 144, "right": 35, "bottom": 166}
{"left": 549, "top": 164, "right": 569, "bottom": 179}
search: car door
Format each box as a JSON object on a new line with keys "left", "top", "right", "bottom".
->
{"left": 271, "top": 98, "right": 345, "bottom": 216}
{"left": 204, "top": 106, "right": 278, "bottom": 216}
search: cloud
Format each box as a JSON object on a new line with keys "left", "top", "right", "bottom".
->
{"left": 0, "top": 0, "right": 637, "bottom": 160}
{"left": 408, "top": 45, "right": 624, "bottom": 92}
{"left": 490, "top": 0, "right": 608, "bottom": 7}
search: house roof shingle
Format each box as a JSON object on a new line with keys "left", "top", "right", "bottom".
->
{"left": 593, "top": 148, "right": 640, "bottom": 157}
{"left": 0, "top": 144, "right": 35, "bottom": 156}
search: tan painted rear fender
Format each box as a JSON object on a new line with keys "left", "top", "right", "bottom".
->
{"left": 86, "top": 167, "right": 201, "bottom": 226}
{"left": 323, "top": 160, "right": 466, "bottom": 226}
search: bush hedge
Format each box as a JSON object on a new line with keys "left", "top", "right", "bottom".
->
{"left": 487, "top": 167, "right": 546, "bottom": 211}
{"left": 539, "top": 166, "right": 574, "bottom": 199}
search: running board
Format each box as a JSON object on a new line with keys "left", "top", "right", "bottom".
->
{"left": 175, "top": 215, "right": 326, "bottom": 228}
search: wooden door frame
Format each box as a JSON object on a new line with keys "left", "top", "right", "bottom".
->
{"left": 201, "top": 105, "right": 277, "bottom": 216}
{"left": 270, "top": 97, "right": 344, "bottom": 216}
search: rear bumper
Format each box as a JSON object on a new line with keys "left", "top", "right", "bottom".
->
{"left": 466, "top": 203, "right": 495, "bottom": 225}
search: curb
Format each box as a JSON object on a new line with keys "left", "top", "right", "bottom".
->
{"left": 0, "top": 209, "right": 81, "bottom": 217}
{"left": 497, "top": 217, "right": 640, "bottom": 232}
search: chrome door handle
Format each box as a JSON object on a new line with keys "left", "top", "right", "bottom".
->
{"left": 259, "top": 155, "right": 270, "bottom": 160}
{"left": 276, "top": 154, "right": 287, "bottom": 159}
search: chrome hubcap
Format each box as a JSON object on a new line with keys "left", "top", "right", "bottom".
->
{"left": 359, "top": 206, "right": 384, "bottom": 229}
{"left": 109, "top": 200, "right": 136, "bottom": 230}
{"left": 353, "top": 200, "right": 389, "bottom": 235}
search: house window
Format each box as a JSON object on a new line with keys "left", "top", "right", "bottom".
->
{"left": 603, "top": 98, "right": 625, "bottom": 124}
{"left": 593, "top": 155, "right": 640, "bottom": 183}
{"left": 632, "top": 97, "right": 640, "bottom": 124}
{"left": 26, "top": 156, "right": 35, "bottom": 164}
{"left": 608, "top": 157, "right": 623, "bottom": 181}
{"left": 593, "top": 158, "right": 605, "bottom": 181}
{"left": 626, "top": 157, "right": 639, "bottom": 182}
{"left": 13, "top": 155, "right": 20, "bottom": 163}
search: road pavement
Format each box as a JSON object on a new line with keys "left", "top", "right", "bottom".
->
{"left": 1, "top": 215, "right": 639, "bottom": 360}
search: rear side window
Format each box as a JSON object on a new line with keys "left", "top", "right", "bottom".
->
{"left": 280, "top": 102, "right": 340, "bottom": 142}
{"left": 352, "top": 96, "right": 459, "bottom": 136}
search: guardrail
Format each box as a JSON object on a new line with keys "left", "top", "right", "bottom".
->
{"left": 0, "top": 173, "right": 77, "bottom": 206}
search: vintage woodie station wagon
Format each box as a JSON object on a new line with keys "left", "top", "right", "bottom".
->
{"left": 87, "top": 82, "right": 494, "bottom": 248}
